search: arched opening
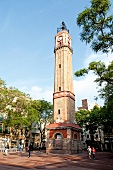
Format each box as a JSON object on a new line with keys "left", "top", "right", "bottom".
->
{"left": 55, "top": 133, "right": 62, "bottom": 139}
{"left": 74, "top": 133, "right": 78, "bottom": 139}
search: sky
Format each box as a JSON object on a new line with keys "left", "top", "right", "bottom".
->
{"left": 0, "top": 0, "right": 113, "bottom": 108}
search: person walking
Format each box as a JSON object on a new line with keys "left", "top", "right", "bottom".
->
{"left": 5, "top": 144, "right": 9, "bottom": 156}
{"left": 28, "top": 143, "right": 33, "bottom": 158}
{"left": 1, "top": 143, "right": 5, "bottom": 153}
{"left": 92, "top": 147, "right": 96, "bottom": 159}
{"left": 87, "top": 146, "right": 92, "bottom": 159}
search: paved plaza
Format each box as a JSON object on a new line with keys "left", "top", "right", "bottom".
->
{"left": 0, "top": 150, "right": 113, "bottom": 170}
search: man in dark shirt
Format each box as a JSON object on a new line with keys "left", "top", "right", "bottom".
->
{"left": 28, "top": 143, "right": 33, "bottom": 158}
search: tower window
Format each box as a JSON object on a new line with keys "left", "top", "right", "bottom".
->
{"left": 59, "top": 87, "right": 61, "bottom": 91}
{"left": 59, "top": 64, "right": 61, "bottom": 68}
{"left": 58, "top": 109, "right": 60, "bottom": 114}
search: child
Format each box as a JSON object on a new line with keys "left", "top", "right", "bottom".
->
{"left": 92, "top": 147, "right": 96, "bottom": 159}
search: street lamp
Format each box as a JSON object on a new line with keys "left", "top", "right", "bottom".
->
{"left": 98, "top": 126, "right": 102, "bottom": 151}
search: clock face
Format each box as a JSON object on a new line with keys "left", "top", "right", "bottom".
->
{"left": 57, "top": 36, "right": 62, "bottom": 42}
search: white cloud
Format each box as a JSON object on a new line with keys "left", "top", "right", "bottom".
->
{"left": 8, "top": 80, "right": 53, "bottom": 103}
{"left": 8, "top": 52, "right": 112, "bottom": 108}
{"left": 74, "top": 52, "right": 113, "bottom": 107}
{"left": 74, "top": 74, "right": 104, "bottom": 107}
{"left": 25, "top": 86, "right": 53, "bottom": 103}
{"left": 84, "top": 52, "right": 113, "bottom": 67}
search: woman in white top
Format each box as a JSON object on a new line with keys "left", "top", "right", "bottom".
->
{"left": 87, "top": 146, "right": 92, "bottom": 159}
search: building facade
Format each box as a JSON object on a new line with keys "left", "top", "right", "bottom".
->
{"left": 76, "top": 99, "right": 112, "bottom": 151}
{"left": 77, "top": 99, "right": 100, "bottom": 111}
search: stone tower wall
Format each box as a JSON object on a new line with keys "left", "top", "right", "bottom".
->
{"left": 53, "top": 29, "right": 75, "bottom": 123}
{"left": 54, "top": 47, "right": 74, "bottom": 93}
{"left": 53, "top": 95, "right": 75, "bottom": 123}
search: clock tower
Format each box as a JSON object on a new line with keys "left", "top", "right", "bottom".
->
{"left": 53, "top": 22, "right": 75, "bottom": 124}
{"left": 46, "top": 22, "right": 81, "bottom": 154}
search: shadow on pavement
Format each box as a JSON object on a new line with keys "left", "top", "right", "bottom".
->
{"left": 0, "top": 151, "right": 113, "bottom": 170}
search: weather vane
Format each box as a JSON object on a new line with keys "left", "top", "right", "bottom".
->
{"left": 57, "top": 22, "right": 69, "bottom": 33}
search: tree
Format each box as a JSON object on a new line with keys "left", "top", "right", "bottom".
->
{"left": 76, "top": 106, "right": 100, "bottom": 136}
{"left": 99, "top": 103, "right": 113, "bottom": 151}
{"left": 75, "top": 61, "right": 113, "bottom": 148}
{"left": 0, "top": 78, "right": 31, "bottom": 115}
{"left": 2, "top": 86, "right": 31, "bottom": 138}
{"left": 76, "top": 109, "right": 90, "bottom": 127}
{"left": 75, "top": 61, "right": 113, "bottom": 102}
{"left": 0, "top": 78, "right": 53, "bottom": 147}
{"left": 0, "top": 78, "right": 37, "bottom": 139}
{"left": 75, "top": 0, "right": 113, "bottom": 103}
{"left": 0, "top": 79, "right": 9, "bottom": 114}
{"left": 24, "top": 102, "right": 39, "bottom": 142}
{"left": 86, "top": 106, "right": 101, "bottom": 143}
{"left": 76, "top": 106, "right": 103, "bottom": 149}
{"left": 30, "top": 99, "right": 53, "bottom": 145}
{"left": 76, "top": 0, "right": 113, "bottom": 150}
{"left": 77, "top": 0, "right": 113, "bottom": 53}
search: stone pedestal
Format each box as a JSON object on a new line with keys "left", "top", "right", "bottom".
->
{"left": 46, "top": 122, "right": 82, "bottom": 154}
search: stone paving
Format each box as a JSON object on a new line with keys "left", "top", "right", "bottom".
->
{"left": 0, "top": 150, "right": 113, "bottom": 170}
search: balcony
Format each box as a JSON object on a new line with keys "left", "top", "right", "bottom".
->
{"left": 54, "top": 44, "right": 73, "bottom": 53}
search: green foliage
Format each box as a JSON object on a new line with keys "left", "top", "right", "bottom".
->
{"left": 75, "top": 61, "right": 113, "bottom": 130}
{"left": 76, "top": 106, "right": 101, "bottom": 143}
{"left": 100, "top": 96, "right": 113, "bottom": 130}
{"left": 0, "top": 79, "right": 30, "bottom": 114}
{"left": 76, "top": 106, "right": 101, "bottom": 126}
{"left": 75, "top": 0, "right": 113, "bottom": 138}
{"left": 75, "top": 61, "right": 113, "bottom": 104}
{"left": 75, "top": 68, "right": 88, "bottom": 77}
{"left": 76, "top": 106, "right": 104, "bottom": 144}
{"left": 88, "top": 106, "right": 101, "bottom": 125}
{"left": 30, "top": 99, "right": 53, "bottom": 143}
{"left": 0, "top": 78, "right": 52, "bottom": 141}
{"left": 5, "top": 111, "right": 25, "bottom": 129}
{"left": 76, "top": 103, "right": 113, "bottom": 139}
{"left": 24, "top": 103, "right": 39, "bottom": 130}
{"left": 77, "top": 0, "right": 113, "bottom": 53}
{"left": 76, "top": 109, "right": 90, "bottom": 126}
{"left": 31, "top": 99, "right": 53, "bottom": 123}
{"left": 75, "top": 0, "right": 113, "bottom": 103}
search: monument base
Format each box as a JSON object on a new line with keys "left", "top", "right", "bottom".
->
{"left": 46, "top": 122, "right": 82, "bottom": 154}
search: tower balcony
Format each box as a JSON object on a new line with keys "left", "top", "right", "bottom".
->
{"left": 54, "top": 44, "right": 73, "bottom": 53}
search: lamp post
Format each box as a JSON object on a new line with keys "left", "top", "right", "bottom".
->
{"left": 98, "top": 126, "right": 102, "bottom": 151}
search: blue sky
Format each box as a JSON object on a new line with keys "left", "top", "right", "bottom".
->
{"left": 0, "top": 0, "right": 113, "bottom": 108}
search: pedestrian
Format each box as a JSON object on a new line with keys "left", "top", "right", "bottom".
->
{"left": 87, "top": 146, "right": 92, "bottom": 159}
{"left": 5, "top": 144, "right": 9, "bottom": 156}
{"left": 1, "top": 143, "right": 5, "bottom": 153}
{"left": 28, "top": 143, "right": 33, "bottom": 158}
{"left": 92, "top": 147, "right": 96, "bottom": 159}
{"left": 25, "top": 145, "right": 29, "bottom": 152}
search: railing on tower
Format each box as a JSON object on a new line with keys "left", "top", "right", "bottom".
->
{"left": 54, "top": 43, "right": 73, "bottom": 53}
